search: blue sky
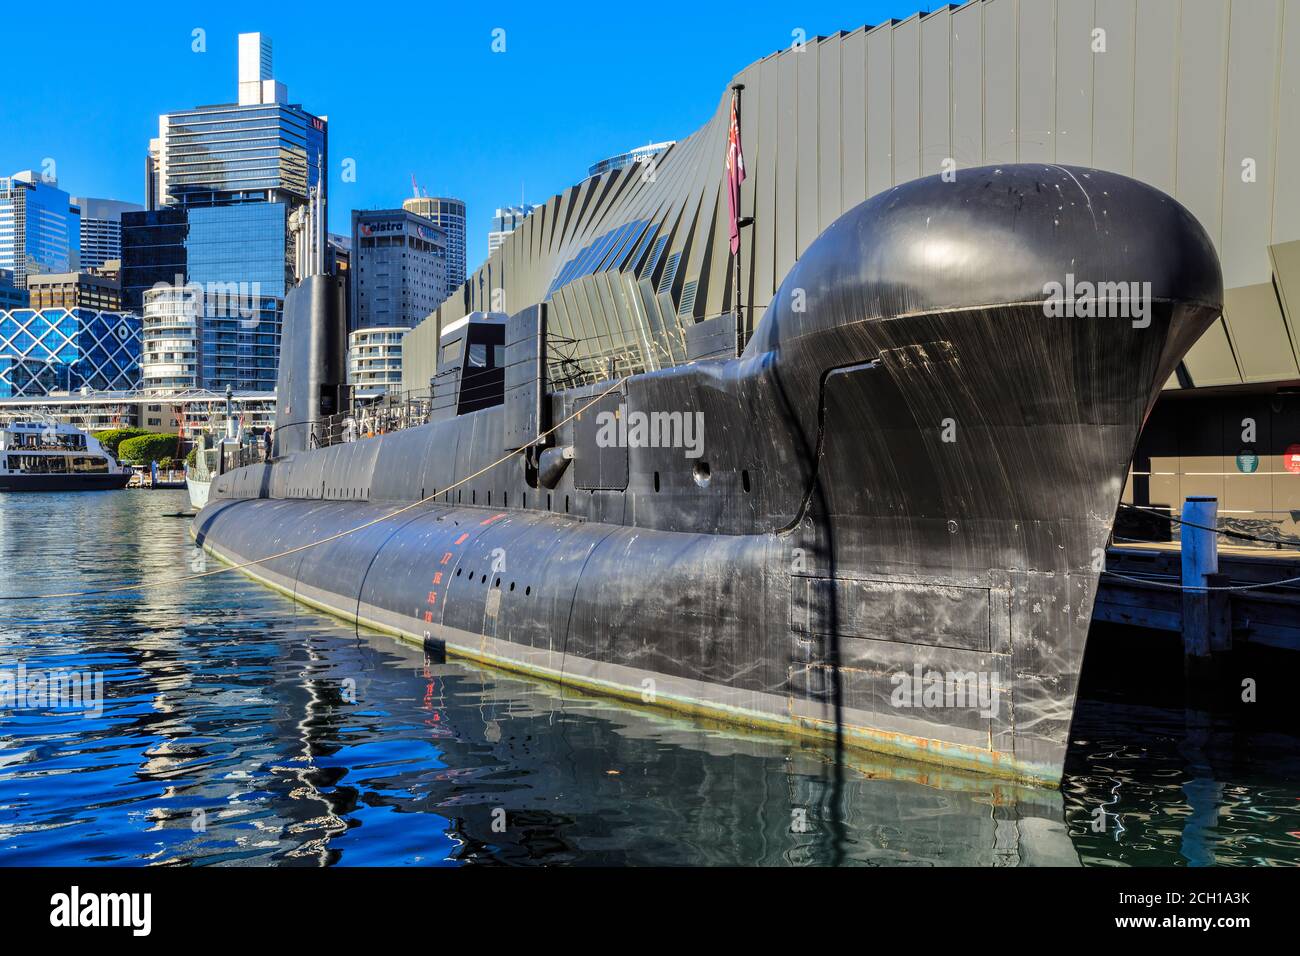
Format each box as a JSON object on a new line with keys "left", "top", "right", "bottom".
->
{"left": 0, "top": 0, "right": 914, "bottom": 268}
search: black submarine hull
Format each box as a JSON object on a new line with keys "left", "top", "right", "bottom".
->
{"left": 194, "top": 165, "right": 1223, "bottom": 784}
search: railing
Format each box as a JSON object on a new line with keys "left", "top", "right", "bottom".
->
{"left": 310, "top": 386, "right": 435, "bottom": 450}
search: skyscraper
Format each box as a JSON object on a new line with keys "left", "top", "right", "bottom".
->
{"left": 72, "top": 197, "right": 143, "bottom": 270}
{"left": 401, "top": 195, "right": 464, "bottom": 305}
{"left": 487, "top": 203, "right": 536, "bottom": 258}
{"left": 0, "top": 171, "right": 81, "bottom": 288}
{"left": 351, "top": 209, "right": 446, "bottom": 331}
{"left": 348, "top": 209, "right": 445, "bottom": 397}
{"left": 122, "top": 32, "right": 327, "bottom": 393}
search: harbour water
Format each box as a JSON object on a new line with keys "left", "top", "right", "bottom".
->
{"left": 1, "top": 490, "right": 1297, "bottom": 866}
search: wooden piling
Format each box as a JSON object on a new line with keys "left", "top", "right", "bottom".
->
{"left": 1181, "top": 496, "right": 1226, "bottom": 693}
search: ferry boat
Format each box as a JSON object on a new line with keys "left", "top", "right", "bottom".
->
{"left": 0, "top": 420, "right": 132, "bottom": 492}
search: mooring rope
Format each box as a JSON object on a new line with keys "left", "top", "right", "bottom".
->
{"left": 0, "top": 378, "right": 624, "bottom": 601}
{"left": 1101, "top": 568, "right": 1300, "bottom": 593}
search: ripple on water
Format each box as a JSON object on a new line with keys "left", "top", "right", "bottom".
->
{"left": 1, "top": 490, "right": 1298, "bottom": 866}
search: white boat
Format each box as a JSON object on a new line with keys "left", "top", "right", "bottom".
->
{"left": 0, "top": 419, "right": 132, "bottom": 492}
{"left": 186, "top": 388, "right": 241, "bottom": 510}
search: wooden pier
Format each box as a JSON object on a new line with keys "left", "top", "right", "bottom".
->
{"left": 1097, "top": 498, "right": 1300, "bottom": 661}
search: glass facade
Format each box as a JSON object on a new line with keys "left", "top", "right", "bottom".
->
{"left": 163, "top": 104, "right": 325, "bottom": 208}
{"left": 0, "top": 173, "right": 81, "bottom": 288}
{"left": 0, "top": 308, "right": 141, "bottom": 398}
{"left": 120, "top": 208, "right": 188, "bottom": 312}
{"left": 187, "top": 203, "right": 287, "bottom": 392}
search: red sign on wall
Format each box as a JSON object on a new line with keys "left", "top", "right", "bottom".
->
{"left": 1285, "top": 444, "right": 1300, "bottom": 474}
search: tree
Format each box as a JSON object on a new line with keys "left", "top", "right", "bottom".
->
{"left": 93, "top": 427, "right": 151, "bottom": 457}
{"left": 118, "top": 433, "right": 179, "bottom": 464}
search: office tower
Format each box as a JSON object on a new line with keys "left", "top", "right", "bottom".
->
{"left": 0, "top": 171, "right": 81, "bottom": 288}
{"left": 26, "top": 272, "right": 122, "bottom": 311}
{"left": 122, "top": 32, "right": 327, "bottom": 393}
{"left": 0, "top": 270, "right": 27, "bottom": 310}
{"left": 351, "top": 209, "right": 446, "bottom": 330}
{"left": 487, "top": 203, "right": 536, "bottom": 257}
{"left": 145, "top": 139, "right": 162, "bottom": 211}
{"left": 348, "top": 209, "right": 445, "bottom": 396}
{"left": 401, "top": 195, "right": 464, "bottom": 304}
{"left": 587, "top": 141, "right": 676, "bottom": 179}
{"left": 73, "top": 197, "right": 143, "bottom": 270}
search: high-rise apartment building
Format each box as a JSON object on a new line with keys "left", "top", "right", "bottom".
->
{"left": 72, "top": 197, "right": 143, "bottom": 270}
{"left": 122, "top": 32, "right": 326, "bottom": 393}
{"left": 401, "top": 195, "right": 464, "bottom": 305}
{"left": 0, "top": 171, "right": 81, "bottom": 288}
{"left": 487, "top": 203, "right": 536, "bottom": 258}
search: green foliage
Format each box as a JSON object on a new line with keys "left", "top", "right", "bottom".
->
{"left": 93, "top": 427, "right": 151, "bottom": 457}
{"left": 117, "top": 433, "right": 178, "bottom": 464}
{"left": 185, "top": 446, "right": 198, "bottom": 468}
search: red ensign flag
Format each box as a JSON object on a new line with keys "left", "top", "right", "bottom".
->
{"left": 726, "top": 90, "right": 746, "bottom": 255}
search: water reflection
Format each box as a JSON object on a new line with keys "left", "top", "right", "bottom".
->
{"left": 0, "top": 491, "right": 1296, "bottom": 866}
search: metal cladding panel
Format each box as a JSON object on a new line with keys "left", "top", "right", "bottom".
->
{"left": 1092, "top": 0, "right": 1137, "bottom": 174}
{"left": 1274, "top": 2, "right": 1300, "bottom": 245}
{"left": 920, "top": 8, "right": 951, "bottom": 178}
{"left": 840, "top": 29, "right": 868, "bottom": 211}
{"left": 951, "top": 2, "right": 983, "bottom": 168}
{"left": 796, "top": 38, "right": 821, "bottom": 257}
{"left": 1182, "top": 317, "right": 1242, "bottom": 386}
{"left": 775, "top": 49, "right": 799, "bottom": 284}
{"left": 1223, "top": 283, "right": 1298, "bottom": 381}
{"left": 818, "top": 37, "right": 843, "bottom": 234}
{"left": 1220, "top": 0, "right": 1281, "bottom": 288}
{"left": 892, "top": 16, "right": 922, "bottom": 183}
{"left": 1018, "top": 0, "right": 1056, "bottom": 162}
{"left": 1055, "top": 0, "right": 1094, "bottom": 166}
{"left": 983, "top": 0, "right": 1017, "bottom": 163}
{"left": 1133, "top": 0, "right": 1179, "bottom": 193}
{"left": 866, "top": 24, "right": 893, "bottom": 196}
{"left": 1272, "top": 239, "right": 1300, "bottom": 351}
{"left": 754, "top": 54, "right": 780, "bottom": 321}
{"left": 1176, "top": 0, "right": 1230, "bottom": 248}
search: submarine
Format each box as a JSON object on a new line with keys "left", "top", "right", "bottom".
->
{"left": 193, "top": 162, "right": 1222, "bottom": 785}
